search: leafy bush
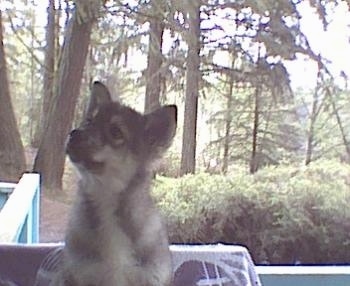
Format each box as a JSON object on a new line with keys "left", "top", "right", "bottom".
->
{"left": 152, "top": 160, "right": 350, "bottom": 264}
{"left": 155, "top": 149, "right": 181, "bottom": 177}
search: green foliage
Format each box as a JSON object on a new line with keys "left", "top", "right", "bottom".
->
{"left": 3, "top": 5, "right": 44, "bottom": 145}
{"left": 153, "top": 159, "right": 350, "bottom": 264}
{"left": 156, "top": 148, "right": 181, "bottom": 177}
{"left": 3, "top": 0, "right": 350, "bottom": 172}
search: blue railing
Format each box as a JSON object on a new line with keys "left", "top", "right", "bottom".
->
{"left": 0, "top": 173, "right": 40, "bottom": 243}
{"left": 256, "top": 265, "right": 350, "bottom": 286}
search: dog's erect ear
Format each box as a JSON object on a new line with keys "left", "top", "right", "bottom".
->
{"left": 144, "top": 105, "right": 177, "bottom": 155}
{"left": 85, "top": 81, "right": 112, "bottom": 119}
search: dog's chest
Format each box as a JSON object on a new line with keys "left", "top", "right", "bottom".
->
{"left": 108, "top": 224, "right": 139, "bottom": 280}
{"left": 68, "top": 183, "right": 167, "bottom": 285}
{"left": 78, "top": 222, "right": 140, "bottom": 285}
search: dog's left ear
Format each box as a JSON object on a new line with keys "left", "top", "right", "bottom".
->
{"left": 85, "top": 81, "right": 112, "bottom": 120}
{"left": 144, "top": 105, "right": 177, "bottom": 154}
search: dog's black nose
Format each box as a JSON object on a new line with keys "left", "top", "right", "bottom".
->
{"left": 66, "top": 129, "right": 86, "bottom": 155}
{"left": 66, "top": 129, "right": 85, "bottom": 160}
{"left": 69, "top": 129, "right": 84, "bottom": 143}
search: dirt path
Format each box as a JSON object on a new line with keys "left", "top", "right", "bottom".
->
{"left": 39, "top": 168, "right": 78, "bottom": 242}
{"left": 24, "top": 147, "right": 76, "bottom": 242}
{"left": 40, "top": 196, "right": 70, "bottom": 242}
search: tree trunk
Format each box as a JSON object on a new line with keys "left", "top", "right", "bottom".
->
{"left": 33, "top": 3, "right": 99, "bottom": 192}
{"left": 222, "top": 55, "right": 237, "bottom": 174}
{"left": 180, "top": 1, "right": 201, "bottom": 176}
{"left": 222, "top": 69, "right": 234, "bottom": 174}
{"left": 0, "top": 11, "right": 26, "bottom": 182}
{"left": 326, "top": 87, "right": 350, "bottom": 160}
{"left": 32, "top": 0, "right": 56, "bottom": 147}
{"left": 144, "top": 0, "right": 165, "bottom": 114}
{"left": 250, "top": 86, "right": 260, "bottom": 174}
{"left": 305, "top": 87, "right": 320, "bottom": 165}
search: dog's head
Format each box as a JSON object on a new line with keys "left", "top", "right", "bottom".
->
{"left": 66, "top": 82, "right": 177, "bottom": 178}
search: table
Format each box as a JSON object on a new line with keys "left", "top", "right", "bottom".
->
{"left": 0, "top": 244, "right": 261, "bottom": 285}
{"left": 171, "top": 244, "right": 262, "bottom": 286}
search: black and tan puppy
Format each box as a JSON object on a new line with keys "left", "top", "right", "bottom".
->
{"left": 50, "top": 82, "right": 176, "bottom": 286}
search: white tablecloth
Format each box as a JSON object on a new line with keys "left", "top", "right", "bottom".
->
{"left": 171, "top": 244, "right": 262, "bottom": 286}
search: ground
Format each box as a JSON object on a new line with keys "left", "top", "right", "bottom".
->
{"left": 39, "top": 161, "right": 78, "bottom": 242}
{"left": 40, "top": 159, "right": 80, "bottom": 242}
{"left": 26, "top": 148, "right": 76, "bottom": 242}
{"left": 40, "top": 196, "right": 70, "bottom": 242}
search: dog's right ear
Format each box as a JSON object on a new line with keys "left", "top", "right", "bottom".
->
{"left": 85, "top": 81, "right": 112, "bottom": 119}
{"left": 144, "top": 105, "right": 177, "bottom": 157}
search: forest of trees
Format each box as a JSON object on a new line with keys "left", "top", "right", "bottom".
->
{"left": 0, "top": 0, "right": 350, "bottom": 193}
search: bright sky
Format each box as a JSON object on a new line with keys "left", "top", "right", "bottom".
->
{"left": 285, "top": 1, "right": 350, "bottom": 90}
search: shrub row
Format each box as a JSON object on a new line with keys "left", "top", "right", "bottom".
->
{"left": 152, "top": 160, "right": 350, "bottom": 264}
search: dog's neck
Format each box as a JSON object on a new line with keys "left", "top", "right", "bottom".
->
{"left": 72, "top": 166, "right": 153, "bottom": 228}
{"left": 77, "top": 164, "right": 150, "bottom": 197}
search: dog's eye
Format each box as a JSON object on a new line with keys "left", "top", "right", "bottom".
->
{"left": 109, "top": 122, "right": 123, "bottom": 141}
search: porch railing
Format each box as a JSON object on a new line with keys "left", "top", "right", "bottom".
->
{"left": 0, "top": 173, "right": 40, "bottom": 243}
{"left": 256, "top": 265, "right": 350, "bottom": 286}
